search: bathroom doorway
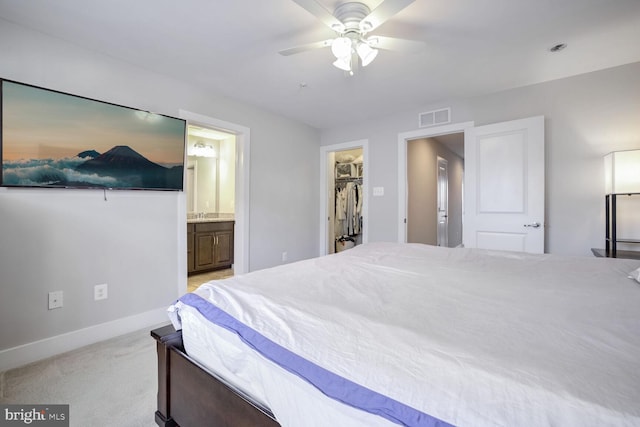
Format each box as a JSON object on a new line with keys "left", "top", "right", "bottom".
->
{"left": 186, "top": 124, "right": 236, "bottom": 292}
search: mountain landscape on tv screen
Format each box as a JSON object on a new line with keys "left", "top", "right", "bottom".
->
{"left": 1, "top": 145, "right": 183, "bottom": 190}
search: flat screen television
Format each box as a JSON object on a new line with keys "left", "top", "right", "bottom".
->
{"left": 0, "top": 79, "right": 186, "bottom": 191}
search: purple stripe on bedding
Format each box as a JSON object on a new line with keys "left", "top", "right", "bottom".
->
{"left": 178, "top": 293, "right": 454, "bottom": 427}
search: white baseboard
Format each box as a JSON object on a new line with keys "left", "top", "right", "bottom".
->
{"left": 0, "top": 307, "right": 170, "bottom": 372}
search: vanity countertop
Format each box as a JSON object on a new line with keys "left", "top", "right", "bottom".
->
{"left": 187, "top": 217, "right": 235, "bottom": 224}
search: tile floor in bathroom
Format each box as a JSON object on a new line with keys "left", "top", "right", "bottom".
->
{"left": 187, "top": 268, "right": 233, "bottom": 293}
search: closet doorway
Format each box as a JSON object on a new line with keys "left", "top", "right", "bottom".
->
{"left": 319, "top": 140, "right": 369, "bottom": 256}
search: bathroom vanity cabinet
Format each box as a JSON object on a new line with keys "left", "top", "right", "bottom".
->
{"left": 188, "top": 220, "right": 234, "bottom": 274}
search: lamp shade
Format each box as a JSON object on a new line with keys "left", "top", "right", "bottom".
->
{"left": 333, "top": 56, "right": 352, "bottom": 71}
{"left": 604, "top": 149, "right": 640, "bottom": 194}
{"left": 357, "top": 42, "right": 378, "bottom": 67}
{"left": 331, "top": 37, "right": 352, "bottom": 59}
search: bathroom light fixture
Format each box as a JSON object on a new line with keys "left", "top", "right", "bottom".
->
{"left": 190, "top": 141, "right": 217, "bottom": 158}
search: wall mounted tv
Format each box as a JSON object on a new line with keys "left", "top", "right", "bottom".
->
{"left": 0, "top": 79, "right": 186, "bottom": 191}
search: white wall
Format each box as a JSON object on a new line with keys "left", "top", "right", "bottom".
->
{"left": 321, "top": 62, "right": 640, "bottom": 256}
{"left": 0, "top": 19, "right": 320, "bottom": 367}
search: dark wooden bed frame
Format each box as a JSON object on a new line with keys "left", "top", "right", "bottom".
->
{"left": 151, "top": 324, "right": 281, "bottom": 427}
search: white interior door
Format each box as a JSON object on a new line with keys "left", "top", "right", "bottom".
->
{"left": 463, "top": 116, "right": 545, "bottom": 253}
{"left": 437, "top": 157, "right": 449, "bottom": 247}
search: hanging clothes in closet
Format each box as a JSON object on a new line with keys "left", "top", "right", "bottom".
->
{"left": 336, "top": 180, "right": 362, "bottom": 237}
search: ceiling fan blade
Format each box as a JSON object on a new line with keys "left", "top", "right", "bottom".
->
{"left": 360, "top": 0, "right": 415, "bottom": 32}
{"left": 290, "top": 0, "right": 345, "bottom": 32}
{"left": 367, "top": 35, "right": 425, "bottom": 53}
{"left": 278, "top": 39, "right": 334, "bottom": 56}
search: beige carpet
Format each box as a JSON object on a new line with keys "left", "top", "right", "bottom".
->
{"left": 0, "top": 269, "right": 233, "bottom": 427}
{"left": 0, "top": 271, "right": 233, "bottom": 427}
{"left": 0, "top": 325, "right": 168, "bottom": 427}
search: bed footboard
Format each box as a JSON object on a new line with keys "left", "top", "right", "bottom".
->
{"left": 151, "top": 325, "right": 280, "bottom": 427}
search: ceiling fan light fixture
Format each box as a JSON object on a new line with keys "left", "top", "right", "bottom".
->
{"left": 333, "top": 56, "right": 352, "bottom": 72}
{"left": 357, "top": 42, "right": 378, "bottom": 66}
{"left": 366, "top": 36, "right": 379, "bottom": 47}
{"left": 359, "top": 20, "right": 373, "bottom": 33}
{"left": 331, "top": 37, "right": 352, "bottom": 58}
{"left": 282, "top": 0, "right": 419, "bottom": 75}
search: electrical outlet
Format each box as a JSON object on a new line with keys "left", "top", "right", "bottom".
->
{"left": 373, "top": 186, "right": 385, "bottom": 196}
{"left": 282, "top": 252, "right": 288, "bottom": 262}
{"left": 48, "top": 291, "right": 63, "bottom": 310}
{"left": 94, "top": 283, "right": 108, "bottom": 301}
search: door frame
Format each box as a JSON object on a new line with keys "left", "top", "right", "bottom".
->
{"left": 179, "top": 110, "right": 251, "bottom": 278}
{"left": 397, "top": 121, "right": 474, "bottom": 243}
{"left": 186, "top": 159, "right": 197, "bottom": 213}
{"left": 319, "top": 139, "right": 369, "bottom": 256}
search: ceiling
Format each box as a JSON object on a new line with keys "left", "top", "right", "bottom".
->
{"left": 1, "top": 0, "right": 640, "bottom": 130}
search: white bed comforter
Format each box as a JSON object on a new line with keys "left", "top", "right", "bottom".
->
{"left": 170, "top": 243, "right": 640, "bottom": 427}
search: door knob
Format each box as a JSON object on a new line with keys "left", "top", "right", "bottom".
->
{"left": 524, "top": 222, "right": 541, "bottom": 228}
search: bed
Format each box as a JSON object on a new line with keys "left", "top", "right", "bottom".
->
{"left": 152, "top": 242, "right": 640, "bottom": 427}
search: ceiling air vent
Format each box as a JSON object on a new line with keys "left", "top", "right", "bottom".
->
{"left": 419, "top": 108, "right": 451, "bottom": 128}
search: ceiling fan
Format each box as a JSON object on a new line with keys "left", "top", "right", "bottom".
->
{"left": 279, "top": 0, "right": 423, "bottom": 74}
